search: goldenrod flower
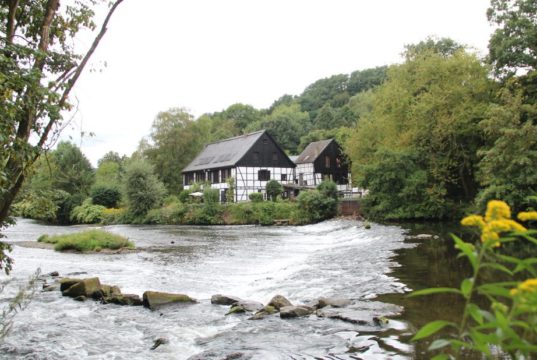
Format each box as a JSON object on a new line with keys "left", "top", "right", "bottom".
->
{"left": 518, "top": 211, "right": 537, "bottom": 222}
{"left": 511, "top": 278, "right": 537, "bottom": 297}
{"left": 485, "top": 200, "right": 511, "bottom": 222}
{"left": 461, "top": 215, "right": 485, "bottom": 229}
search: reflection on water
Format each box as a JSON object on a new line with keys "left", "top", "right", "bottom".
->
{"left": 0, "top": 218, "right": 479, "bottom": 359}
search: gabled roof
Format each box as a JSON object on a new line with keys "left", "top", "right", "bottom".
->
{"left": 182, "top": 130, "right": 266, "bottom": 172}
{"left": 294, "top": 139, "right": 333, "bottom": 164}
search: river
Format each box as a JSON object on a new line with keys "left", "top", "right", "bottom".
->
{"left": 0, "top": 218, "right": 452, "bottom": 359}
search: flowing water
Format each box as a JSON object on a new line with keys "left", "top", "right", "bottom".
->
{"left": 0, "top": 218, "right": 437, "bottom": 359}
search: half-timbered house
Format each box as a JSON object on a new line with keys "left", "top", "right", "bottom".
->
{"left": 294, "top": 139, "right": 351, "bottom": 191}
{"left": 182, "top": 130, "right": 296, "bottom": 202}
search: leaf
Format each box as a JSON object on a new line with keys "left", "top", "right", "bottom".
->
{"left": 408, "top": 287, "right": 462, "bottom": 297}
{"left": 461, "top": 278, "right": 473, "bottom": 299}
{"left": 411, "top": 320, "right": 455, "bottom": 341}
{"left": 467, "top": 304, "right": 484, "bottom": 325}
{"left": 478, "top": 282, "right": 516, "bottom": 298}
{"left": 481, "top": 262, "right": 513, "bottom": 275}
{"left": 428, "top": 339, "right": 451, "bottom": 351}
{"left": 452, "top": 235, "right": 477, "bottom": 271}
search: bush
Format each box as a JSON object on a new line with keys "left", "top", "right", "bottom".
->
{"left": 90, "top": 185, "right": 121, "bottom": 208}
{"left": 317, "top": 180, "right": 338, "bottom": 200}
{"left": 296, "top": 189, "right": 338, "bottom": 223}
{"left": 124, "top": 160, "right": 166, "bottom": 218}
{"left": 70, "top": 199, "right": 106, "bottom": 224}
{"left": 178, "top": 189, "right": 190, "bottom": 203}
{"left": 41, "top": 230, "right": 134, "bottom": 252}
{"left": 144, "top": 201, "right": 186, "bottom": 224}
{"left": 249, "top": 192, "right": 264, "bottom": 203}
{"left": 100, "top": 208, "right": 126, "bottom": 225}
{"left": 266, "top": 180, "right": 283, "bottom": 201}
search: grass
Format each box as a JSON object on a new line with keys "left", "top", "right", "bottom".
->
{"left": 37, "top": 230, "right": 134, "bottom": 252}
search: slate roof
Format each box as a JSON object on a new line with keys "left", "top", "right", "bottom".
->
{"left": 294, "top": 139, "right": 333, "bottom": 164}
{"left": 182, "top": 130, "right": 266, "bottom": 172}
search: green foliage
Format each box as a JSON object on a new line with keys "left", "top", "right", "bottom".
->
{"left": 90, "top": 185, "right": 121, "bottom": 208}
{"left": 226, "top": 177, "right": 235, "bottom": 203}
{"left": 70, "top": 199, "right": 106, "bottom": 224}
{"left": 178, "top": 189, "right": 191, "bottom": 203}
{"left": 144, "top": 201, "right": 186, "bottom": 225}
{"left": 249, "top": 192, "right": 264, "bottom": 203}
{"left": 317, "top": 180, "right": 338, "bottom": 200}
{"left": 487, "top": 0, "right": 537, "bottom": 77}
{"left": 411, "top": 201, "right": 537, "bottom": 358}
{"left": 346, "top": 44, "right": 492, "bottom": 220}
{"left": 100, "top": 208, "right": 127, "bottom": 225}
{"left": 123, "top": 160, "right": 166, "bottom": 218}
{"left": 476, "top": 72, "right": 537, "bottom": 213}
{"left": 44, "top": 230, "right": 134, "bottom": 252}
{"left": 348, "top": 66, "right": 388, "bottom": 95}
{"left": 266, "top": 180, "right": 282, "bottom": 202}
{"left": 52, "top": 142, "right": 94, "bottom": 196}
{"left": 95, "top": 160, "right": 123, "bottom": 188}
{"left": 296, "top": 189, "right": 338, "bottom": 223}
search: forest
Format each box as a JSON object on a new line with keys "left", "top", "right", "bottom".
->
{"left": 7, "top": 0, "right": 537, "bottom": 226}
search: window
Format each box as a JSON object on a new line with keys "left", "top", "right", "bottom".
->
{"left": 221, "top": 168, "right": 231, "bottom": 180}
{"left": 325, "top": 155, "right": 331, "bottom": 168}
{"left": 336, "top": 157, "right": 341, "bottom": 168}
{"left": 262, "top": 138, "right": 269, "bottom": 145}
{"left": 258, "top": 169, "right": 270, "bottom": 181}
{"left": 281, "top": 174, "right": 287, "bottom": 181}
{"left": 184, "top": 173, "right": 194, "bottom": 185}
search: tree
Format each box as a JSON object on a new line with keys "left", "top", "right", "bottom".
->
{"left": 298, "top": 74, "right": 349, "bottom": 118}
{"left": 487, "top": 0, "right": 537, "bottom": 77}
{"left": 123, "top": 160, "right": 166, "bottom": 219}
{"left": 143, "top": 108, "right": 203, "bottom": 194}
{"left": 266, "top": 180, "right": 282, "bottom": 202}
{"left": 348, "top": 66, "right": 387, "bottom": 95}
{"left": 476, "top": 73, "right": 537, "bottom": 211}
{"left": 220, "top": 103, "right": 262, "bottom": 131}
{"left": 52, "top": 142, "right": 94, "bottom": 197}
{"left": 0, "top": 0, "right": 124, "bottom": 273}
{"left": 347, "top": 43, "right": 492, "bottom": 220}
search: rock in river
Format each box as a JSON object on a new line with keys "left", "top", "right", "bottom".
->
{"left": 279, "top": 305, "right": 314, "bottom": 319}
{"left": 142, "top": 291, "right": 197, "bottom": 309}
{"left": 61, "top": 277, "right": 102, "bottom": 299}
{"left": 267, "top": 295, "right": 292, "bottom": 310}
{"left": 211, "top": 294, "right": 241, "bottom": 305}
{"left": 314, "top": 297, "right": 351, "bottom": 309}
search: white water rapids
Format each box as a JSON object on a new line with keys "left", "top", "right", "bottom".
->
{"left": 0, "top": 218, "right": 415, "bottom": 359}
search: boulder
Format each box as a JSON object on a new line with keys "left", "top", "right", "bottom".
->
{"left": 48, "top": 271, "right": 59, "bottom": 277}
{"left": 248, "top": 305, "right": 277, "bottom": 320}
{"left": 316, "top": 308, "right": 368, "bottom": 325}
{"left": 279, "top": 305, "right": 313, "bottom": 319}
{"left": 106, "top": 294, "right": 143, "bottom": 306}
{"left": 62, "top": 278, "right": 102, "bottom": 299}
{"left": 42, "top": 283, "right": 60, "bottom": 292}
{"left": 267, "top": 295, "right": 292, "bottom": 310}
{"left": 210, "top": 294, "right": 241, "bottom": 306}
{"left": 315, "top": 297, "right": 351, "bottom": 309}
{"left": 59, "top": 278, "right": 83, "bottom": 292}
{"left": 101, "top": 284, "right": 122, "bottom": 298}
{"left": 142, "top": 291, "right": 197, "bottom": 309}
{"left": 226, "top": 300, "right": 264, "bottom": 315}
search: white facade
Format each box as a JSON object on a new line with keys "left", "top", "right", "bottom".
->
{"left": 184, "top": 166, "right": 295, "bottom": 202}
{"left": 234, "top": 166, "right": 295, "bottom": 202}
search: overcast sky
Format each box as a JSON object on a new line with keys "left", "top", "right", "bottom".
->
{"left": 64, "top": 0, "right": 495, "bottom": 166}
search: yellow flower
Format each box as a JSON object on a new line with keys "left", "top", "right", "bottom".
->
{"left": 518, "top": 211, "right": 537, "bottom": 222}
{"left": 485, "top": 200, "right": 511, "bottom": 222}
{"left": 511, "top": 278, "right": 537, "bottom": 298}
{"left": 461, "top": 215, "right": 485, "bottom": 229}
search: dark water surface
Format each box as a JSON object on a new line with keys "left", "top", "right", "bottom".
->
{"left": 0, "top": 218, "right": 469, "bottom": 359}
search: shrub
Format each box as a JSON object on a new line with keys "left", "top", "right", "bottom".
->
{"left": 70, "top": 199, "right": 106, "bottom": 224}
{"left": 266, "top": 180, "right": 283, "bottom": 201}
{"left": 178, "top": 189, "right": 190, "bottom": 203}
{"left": 90, "top": 185, "right": 121, "bottom": 208}
{"left": 317, "top": 180, "right": 338, "bottom": 200}
{"left": 296, "top": 189, "right": 338, "bottom": 223}
{"left": 249, "top": 192, "right": 263, "bottom": 203}
{"left": 100, "top": 208, "right": 126, "bottom": 225}
{"left": 144, "top": 201, "right": 186, "bottom": 224}
{"left": 42, "top": 230, "right": 134, "bottom": 252}
{"left": 124, "top": 160, "right": 166, "bottom": 217}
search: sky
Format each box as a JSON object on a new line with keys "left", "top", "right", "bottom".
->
{"left": 63, "top": 0, "right": 495, "bottom": 166}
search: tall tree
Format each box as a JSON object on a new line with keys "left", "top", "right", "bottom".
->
{"left": 0, "top": 0, "right": 124, "bottom": 273}
{"left": 143, "top": 108, "right": 204, "bottom": 194}
{"left": 347, "top": 44, "right": 492, "bottom": 219}
{"left": 487, "top": 0, "right": 537, "bottom": 77}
